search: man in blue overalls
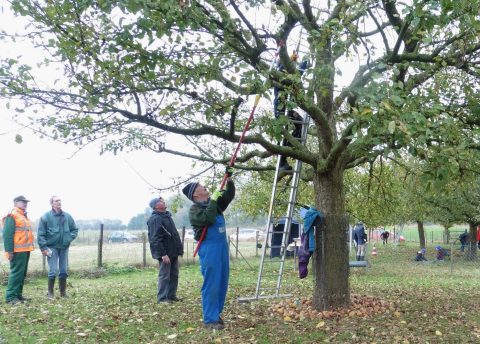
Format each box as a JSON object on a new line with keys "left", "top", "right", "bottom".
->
{"left": 182, "top": 167, "right": 235, "bottom": 330}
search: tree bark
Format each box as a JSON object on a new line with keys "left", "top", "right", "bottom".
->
{"left": 417, "top": 220, "right": 426, "bottom": 249}
{"left": 312, "top": 169, "right": 349, "bottom": 311}
{"left": 443, "top": 226, "right": 450, "bottom": 244}
{"left": 467, "top": 222, "right": 478, "bottom": 260}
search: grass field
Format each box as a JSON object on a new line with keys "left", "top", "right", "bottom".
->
{"left": 1, "top": 242, "right": 480, "bottom": 343}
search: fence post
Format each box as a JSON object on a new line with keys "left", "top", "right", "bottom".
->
{"left": 142, "top": 232, "right": 147, "bottom": 268}
{"left": 181, "top": 226, "right": 186, "bottom": 245}
{"left": 97, "top": 223, "right": 104, "bottom": 268}
{"left": 450, "top": 241, "right": 454, "bottom": 275}
{"left": 236, "top": 227, "right": 239, "bottom": 259}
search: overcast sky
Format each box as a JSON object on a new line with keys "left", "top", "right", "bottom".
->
{"left": 0, "top": 105, "right": 192, "bottom": 224}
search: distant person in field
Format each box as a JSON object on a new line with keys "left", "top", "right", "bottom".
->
{"left": 147, "top": 197, "right": 184, "bottom": 303}
{"left": 458, "top": 230, "right": 469, "bottom": 252}
{"left": 477, "top": 225, "right": 480, "bottom": 249}
{"left": 435, "top": 245, "right": 449, "bottom": 261}
{"left": 414, "top": 248, "right": 427, "bottom": 262}
{"left": 2, "top": 195, "right": 35, "bottom": 304}
{"left": 380, "top": 229, "right": 390, "bottom": 245}
{"left": 183, "top": 166, "right": 235, "bottom": 330}
{"left": 37, "top": 196, "right": 78, "bottom": 299}
{"left": 353, "top": 222, "right": 367, "bottom": 261}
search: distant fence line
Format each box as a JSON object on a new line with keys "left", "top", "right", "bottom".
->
{"left": 0, "top": 225, "right": 265, "bottom": 275}
{"left": 1, "top": 225, "right": 478, "bottom": 276}
{"left": 367, "top": 228, "right": 471, "bottom": 246}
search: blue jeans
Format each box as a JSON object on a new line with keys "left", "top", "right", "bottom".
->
{"left": 47, "top": 247, "right": 69, "bottom": 279}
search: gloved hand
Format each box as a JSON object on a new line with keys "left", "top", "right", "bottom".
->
{"left": 211, "top": 189, "right": 224, "bottom": 202}
{"left": 225, "top": 166, "right": 234, "bottom": 177}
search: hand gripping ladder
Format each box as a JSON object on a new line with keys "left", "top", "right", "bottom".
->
{"left": 238, "top": 111, "right": 310, "bottom": 302}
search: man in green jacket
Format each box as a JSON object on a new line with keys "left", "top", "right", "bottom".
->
{"left": 182, "top": 167, "right": 235, "bottom": 330}
{"left": 37, "top": 196, "right": 78, "bottom": 299}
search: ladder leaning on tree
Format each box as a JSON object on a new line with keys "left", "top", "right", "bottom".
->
{"left": 238, "top": 110, "right": 310, "bottom": 303}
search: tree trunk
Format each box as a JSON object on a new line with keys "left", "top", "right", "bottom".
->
{"left": 312, "top": 169, "right": 349, "bottom": 311}
{"left": 417, "top": 220, "right": 426, "bottom": 249}
{"left": 443, "top": 226, "right": 450, "bottom": 244}
{"left": 467, "top": 222, "right": 477, "bottom": 260}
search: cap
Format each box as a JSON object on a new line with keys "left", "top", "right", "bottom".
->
{"left": 149, "top": 198, "right": 161, "bottom": 209}
{"left": 13, "top": 195, "right": 30, "bottom": 203}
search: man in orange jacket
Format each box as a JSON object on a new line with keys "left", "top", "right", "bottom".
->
{"left": 2, "top": 195, "right": 35, "bottom": 304}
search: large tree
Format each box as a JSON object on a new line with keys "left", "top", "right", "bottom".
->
{"left": 2, "top": 0, "right": 480, "bottom": 310}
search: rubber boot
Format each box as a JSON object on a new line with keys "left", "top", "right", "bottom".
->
{"left": 47, "top": 278, "right": 55, "bottom": 299}
{"left": 59, "top": 278, "right": 68, "bottom": 298}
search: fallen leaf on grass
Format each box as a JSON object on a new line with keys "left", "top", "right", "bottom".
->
{"left": 316, "top": 321, "right": 325, "bottom": 328}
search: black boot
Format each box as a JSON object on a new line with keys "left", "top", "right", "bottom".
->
{"left": 48, "top": 278, "right": 55, "bottom": 299}
{"left": 59, "top": 278, "right": 68, "bottom": 298}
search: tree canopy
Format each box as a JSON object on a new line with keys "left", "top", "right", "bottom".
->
{"left": 2, "top": 0, "right": 480, "bottom": 310}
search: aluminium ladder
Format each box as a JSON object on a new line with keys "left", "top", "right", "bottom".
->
{"left": 238, "top": 111, "right": 310, "bottom": 302}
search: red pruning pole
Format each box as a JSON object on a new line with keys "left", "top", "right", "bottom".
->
{"left": 193, "top": 42, "right": 285, "bottom": 258}
{"left": 193, "top": 93, "right": 262, "bottom": 257}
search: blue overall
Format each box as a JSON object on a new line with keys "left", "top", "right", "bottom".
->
{"left": 198, "top": 214, "right": 229, "bottom": 324}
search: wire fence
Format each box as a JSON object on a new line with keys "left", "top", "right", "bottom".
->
{"left": 0, "top": 226, "right": 265, "bottom": 275}
{"left": 1, "top": 225, "right": 478, "bottom": 277}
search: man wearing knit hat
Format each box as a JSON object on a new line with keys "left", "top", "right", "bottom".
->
{"left": 182, "top": 166, "right": 235, "bottom": 330}
{"left": 147, "top": 197, "right": 184, "bottom": 303}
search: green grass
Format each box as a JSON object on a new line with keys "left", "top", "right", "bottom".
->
{"left": 1, "top": 244, "right": 479, "bottom": 343}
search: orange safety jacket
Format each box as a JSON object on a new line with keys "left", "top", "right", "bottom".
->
{"left": 2, "top": 207, "right": 35, "bottom": 253}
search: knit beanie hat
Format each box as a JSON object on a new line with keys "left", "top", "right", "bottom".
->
{"left": 182, "top": 182, "right": 199, "bottom": 202}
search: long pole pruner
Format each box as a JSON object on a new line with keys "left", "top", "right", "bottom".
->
{"left": 193, "top": 42, "right": 285, "bottom": 257}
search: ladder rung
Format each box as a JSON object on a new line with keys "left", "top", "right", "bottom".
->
{"left": 258, "top": 287, "right": 280, "bottom": 291}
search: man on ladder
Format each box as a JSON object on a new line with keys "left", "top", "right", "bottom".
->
{"left": 273, "top": 52, "right": 309, "bottom": 175}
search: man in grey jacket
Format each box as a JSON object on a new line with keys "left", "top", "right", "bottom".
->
{"left": 37, "top": 196, "right": 78, "bottom": 299}
{"left": 147, "top": 197, "right": 184, "bottom": 303}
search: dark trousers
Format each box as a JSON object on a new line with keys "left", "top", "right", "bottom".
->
{"left": 6, "top": 252, "right": 30, "bottom": 302}
{"left": 157, "top": 256, "right": 179, "bottom": 302}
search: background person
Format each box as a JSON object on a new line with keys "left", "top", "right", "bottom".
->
{"left": 414, "top": 248, "right": 427, "bottom": 261}
{"left": 37, "top": 196, "right": 78, "bottom": 298}
{"left": 380, "top": 229, "right": 390, "bottom": 245}
{"left": 353, "top": 222, "right": 367, "bottom": 261}
{"left": 458, "top": 230, "right": 469, "bottom": 252}
{"left": 2, "top": 195, "right": 35, "bottom": 304}
{"left": 147, "top": 197, "right": 184, "bottom": 303}
{"left": 435, "top": 245, "right": 449, "bottom": 261}
{"left": 183, "top": 167, "right": 235, "bottom": 330}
